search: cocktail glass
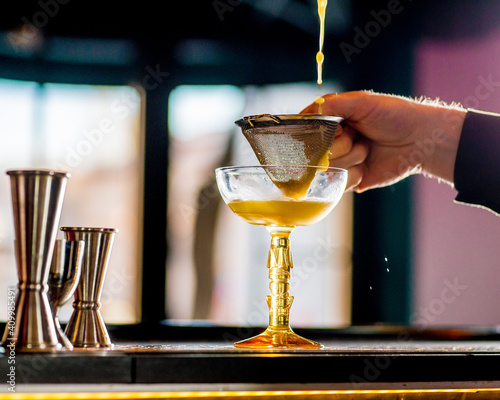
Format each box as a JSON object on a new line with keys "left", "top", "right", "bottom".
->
{"left": 215, "top": 165, "right": 347, "bottom": 349}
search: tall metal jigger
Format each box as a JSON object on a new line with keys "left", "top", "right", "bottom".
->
{"left": 61, "top": 227, "right": 118, "bottom": 348}
{"left": 1, "top": 169, "right": 70, "bottom": 352}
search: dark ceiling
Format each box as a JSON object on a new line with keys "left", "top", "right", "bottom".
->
{"left": 2, "top": 1, "right": 338, "bottom": 42}
{"left": 4, "top": 0, "right": 499, "bottom": 44}
{"left": 2, "top": 0, "right": 500, "bottom": 87}
{"left": 0, "top": 0, "right": 348, "bottom": 85}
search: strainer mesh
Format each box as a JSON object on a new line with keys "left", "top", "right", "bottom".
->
{"left": 236, "top": 115, "right": 341, "bottom": 197}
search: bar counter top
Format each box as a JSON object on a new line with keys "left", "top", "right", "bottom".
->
{"left": 2, "top": 325, "right": 500, "bottom": 397}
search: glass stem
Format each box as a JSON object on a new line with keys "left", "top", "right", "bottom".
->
{"left": 266, "top": 226, "right": 294, "bottom": 330}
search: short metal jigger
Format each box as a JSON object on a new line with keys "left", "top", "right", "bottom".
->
{"left": 1, "top": 169, "right": 70, "bottom": 352}
{"left": 48, "top": 239, "right": 85, "bottom": 350}
{"left": 61, "top": 227, "right": 118, "bottom": 348}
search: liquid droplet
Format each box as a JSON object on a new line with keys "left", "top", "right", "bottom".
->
{"left": 315, "top": 96, "right": 325, "bottom": 114}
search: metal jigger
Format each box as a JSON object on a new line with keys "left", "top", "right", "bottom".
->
{"left": 61, "top": 227, "right": 118, "bottom": 348}
{"left": 48, "top": 239, "right": 85, "bottom": 349}
{"left": 1, "top": 169, "right": 70, "bottom": 352}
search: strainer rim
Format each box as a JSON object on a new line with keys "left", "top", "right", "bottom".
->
{"left": 215, "top": 165, "right": 348, "bottom": 174}
{"left": 235, "top": 114, "right": 343, "bottom": 127}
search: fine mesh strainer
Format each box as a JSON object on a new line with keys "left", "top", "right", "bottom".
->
{"left": 235, "top": 114, "right": 343, "bottom": 166}
{"left": 235, "top": 114, "right": 343, "bottom": 197}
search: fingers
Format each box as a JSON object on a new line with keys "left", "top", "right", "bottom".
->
{"left": 300, "top": 91, "right": 379, "bottom": 192}
{"left": 342, "top": 164, "right": 364, "bottom": 192}
{"left": 329, "top": 125, "right": 356, "bottom": 159}
{"left": 329, "top": 136, "right": 371, "bottom": 192}
{"left": 330, "top": 137, "right": 371, "bottom": 171}
{"left": 326, "top": 124, "right": 371, "bottom": 192}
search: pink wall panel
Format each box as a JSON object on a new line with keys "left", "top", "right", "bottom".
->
{"left": 413, "top": 28, "right": 500, "bottom": 326}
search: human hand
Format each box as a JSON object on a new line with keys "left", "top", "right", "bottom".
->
{"left": 301, "top": 91, "right": 466, "bottom": 192}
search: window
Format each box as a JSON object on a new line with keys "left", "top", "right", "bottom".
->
{"left": 0, "top": 78, "right": 143, "bottom": 323}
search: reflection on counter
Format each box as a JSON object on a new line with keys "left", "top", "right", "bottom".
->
{"left": 3, "top": 387, "right": 500, "bottom": 400}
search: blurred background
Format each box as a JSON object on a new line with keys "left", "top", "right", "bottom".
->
{"left": 0, "top": 0, "right": 499, "bottom": 330}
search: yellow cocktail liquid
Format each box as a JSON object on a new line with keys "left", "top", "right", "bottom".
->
{"left": 273, "top": 169, "right": 323, "bottom": 199}
{"left": 228, "top": 199, "right": 334, "bottom": 227}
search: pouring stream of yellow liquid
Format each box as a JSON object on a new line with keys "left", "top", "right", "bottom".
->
{"left": 315, "top": 0, "right": 327, "bottom": 114}
{"left": 246, "top": 0, "right": 330, "bottom": 202}
{"left": 277, "top": 0, "right": 330, "bottom": 200}
{"left": 316, "top": 0, "right": 327, "bottom": 87}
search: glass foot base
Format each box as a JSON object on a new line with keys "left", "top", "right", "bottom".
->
{"left": 234, "top": 328, "right": 323, "bottom": 350}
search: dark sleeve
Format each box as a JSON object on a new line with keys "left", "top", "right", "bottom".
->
{"left": 453, "top": 109, "right": 500, "bottom": 215}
